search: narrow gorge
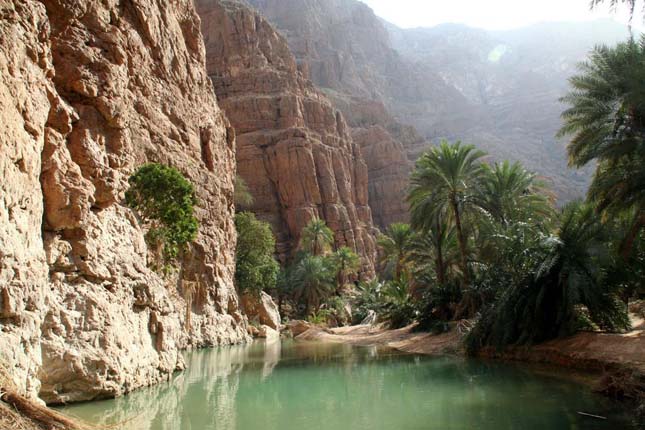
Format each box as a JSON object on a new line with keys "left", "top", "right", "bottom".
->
{"left": 1, "top": 2, "right": 642, "bottom": 429}
{"left": 0, "top": 0, "right": 389, "bottom": 405}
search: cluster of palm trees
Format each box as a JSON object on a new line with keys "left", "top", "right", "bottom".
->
{"left": 280, "top": 219, "right": 361, "bottom": 319}
{"left": 374, "top": 143, "right": 553, "bottom": 325}
{"left": 372, "top": 33, "right": 644, "bottom": 349}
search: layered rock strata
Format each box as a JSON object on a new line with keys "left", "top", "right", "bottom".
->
{"left": 246, "top": 0, "right": 418, "bottom": 227}
{"left": 0, "top": 0, "right": 247, "bottom": 404}
{"left": 197, "top": 0, "right": 378, "bottom": 275}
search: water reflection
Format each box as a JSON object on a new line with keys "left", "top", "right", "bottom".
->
{"left": 61, "top": 341, "right": 635, "bottom": 430}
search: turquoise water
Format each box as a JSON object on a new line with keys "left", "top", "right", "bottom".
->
{"left": 61, "top": 340, "right": 635, "bottom": 429}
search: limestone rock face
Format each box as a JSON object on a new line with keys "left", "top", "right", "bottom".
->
{"left": 246, "top": 0, "right": 420, "bottom": 227}
{"left": 0, "top": 0, "right": 248, "bottom": 404}
{"left": 352, "top": 126, "right": 410, "bottom": 228}
{"left": 196, "top": 0, "right": 378, "bottom": 276}
{"left": 241, "top": 291, "right": 281, "bottom": 331}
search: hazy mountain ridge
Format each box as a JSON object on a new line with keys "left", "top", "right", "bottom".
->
{"left": 249, "top": 0, "right": 631, "bottom": 202}
{"left": 386, "top": 18, "right": 630, "bottom": 200}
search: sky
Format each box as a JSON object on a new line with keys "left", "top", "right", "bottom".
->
{"left": 360, "top": 0, "right": 641, "bottom": 30}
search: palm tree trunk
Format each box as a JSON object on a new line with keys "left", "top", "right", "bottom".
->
{"left": 620, "top": 211, "right": 645, "bottom": 260}
{"left": 395, "top": 259, "right": 402, "bottom": 282}
{"left": 435, "top": 244, "right": 446, "bottom": 285}
{"left": 451, "top": 198, "right": 470, "bottom": 286}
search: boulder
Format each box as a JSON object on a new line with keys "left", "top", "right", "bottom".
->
{"left": 257, "top": 325, "right": 280, "bottom": 342}
{"left": 241, "top": 291, "right": 281, "bottom": 331}
{"left": 286, "top": 320, "right": 313, "bottom": 337}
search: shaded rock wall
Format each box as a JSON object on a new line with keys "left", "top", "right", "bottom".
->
{"left": 0, "top": 0, "right": 247, "bottom": 404}
{"left": 246, "top": 0, "right": 417, "bottom": 227}
{"left": 197, "top": 0, "right": 378, "bottom": 276}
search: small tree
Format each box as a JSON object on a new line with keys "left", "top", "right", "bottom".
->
{"left": 377, "top": 223, "right": 413, "bottom": 281}
{"left": 125, "top": 163, "right": 199, "bottom": 263}
{"left": 234, "top": 175, "right": 254, "bottom": 210}
{"left": 330, "top": 247, "right": 361, "bottom": 291}
{"left": 300, "top": 218, "right": 334, "bottom": 256}
{"left": 292, "top": 255, "right": 335, "bottom": 316}
{"left": 235, "top": 212, "right": 279, "bottom": 294}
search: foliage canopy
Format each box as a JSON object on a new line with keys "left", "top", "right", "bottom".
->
{"left": 235, "top": 212, "right": 279, "bottom": 294}
{"left": 125, "top": 163, "right": 199, "bottom": 262}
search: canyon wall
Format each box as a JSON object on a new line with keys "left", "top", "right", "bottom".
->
{"left": 0, "top": 0, "right": 247, "bottom": 404}
{"left": 196, "top": 0, "right": 378, "bottom": 276}
{"left": 246, "top": 0, "right": 417, "bottom": 227}
{"left": 248, "top": 0, "right": 628, "bottom": 202}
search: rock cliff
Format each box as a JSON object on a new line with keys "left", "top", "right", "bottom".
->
{"left": 0, "top": 0, "right": 247, "bottom": 404}
{"left": 196, "top": 0, "right": 378, "bottom": 276}
{"left": 246, "top": 0, "right": 416, "bottom": 227}
{"left": 247, "top": 0, "right": 628, "bottom": 202}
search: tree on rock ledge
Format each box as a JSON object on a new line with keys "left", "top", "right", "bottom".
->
{"left": 125, "top": 163, "right": 199, "bottom": 265}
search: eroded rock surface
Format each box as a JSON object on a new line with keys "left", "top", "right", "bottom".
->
{"left": 241, "top": 291, "right": 281, "bottom": 331}
{"left": 197, "top": 0, "right": 378, "bottom": 275}
{"left": 0, "top": 0, "right": 248, "bottom": 404}
{"left": 246, "top": 0, "right": 418, "bottom": 227}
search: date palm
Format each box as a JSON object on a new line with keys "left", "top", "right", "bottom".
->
{"left": 477, "top": 161, "right": 553, "bottom": 227}
{"left": 377, "top": 223, "right": 413, "bottom": 281}
{"left": 408, "top": 141, "right": 486, "bottom": 286}
{"left": 408, "top": 214, "right": 459, "bottom": 286}
{"left": 330, "top": 247, "right": 361, "bottom": 291}
{"left": 300, "top": 218, "right": 334, "bottom": 256}
{"left": 292, "top": 255, "right": 335, "bottom": 316}
{"left": 559, "top": 38, "right": 645, "bottom": 258}
{"left": 467, "top": 202, "right": 630, "bottom": 352}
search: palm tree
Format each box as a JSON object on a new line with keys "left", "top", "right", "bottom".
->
{"left": 377, "top": 223, "right": 413, "bottom": 281}
{"left": 477, "top": 161, "right": 553, "bottom": 227}
{"left": 467, "top": 201, "right": 630, "bottom": 352}
{"left": 330, "top": 247, "right": 361, "bottom": 291}
{"left": 408, "top": 216, "right": 459, "bottom": 286}
{"left": 588, "top": 158, "right": 645, "bottom": 258}
{"left": 300, "top": 218, "right": 334, "bottom": 256}
{"left": 559, "top": 38, "right": 645, "bottom": 258}
{"left": 292, "top": 255, "right": 335, "bottom": 316}
{"left": 408, "top": 141, "right": 486, "bottom": 286}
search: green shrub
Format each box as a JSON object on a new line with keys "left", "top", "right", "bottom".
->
{"left": 352, "top": 280, "right": 385, "bottom": 324}
{"left": 381, "top": 299, "right": 417, "bottom": 329}
{"left": 466, "top": 203, "right": 630, "bottom": 354}
{"left": 416, "top": 282, "right": 462, "bottom": 331}
{"left": 125, "top": 163, "right": 198, "bottom": 263}
{"left": 235, "top": 212, "right": 279, "bottom": 294}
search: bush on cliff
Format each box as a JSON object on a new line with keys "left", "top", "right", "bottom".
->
{"left": 125, "top": 163, "right": 199, "bottom": 263}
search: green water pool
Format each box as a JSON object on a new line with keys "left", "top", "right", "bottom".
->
{"left": 60, "top": 340, "right": 636, "bottom": 429}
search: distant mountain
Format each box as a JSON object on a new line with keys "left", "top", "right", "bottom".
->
{"left": 247, "top": 0, "right": 630, "bottom": 202}
{"left": 386, "top": 19, "right": 630, "bottom": 200}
